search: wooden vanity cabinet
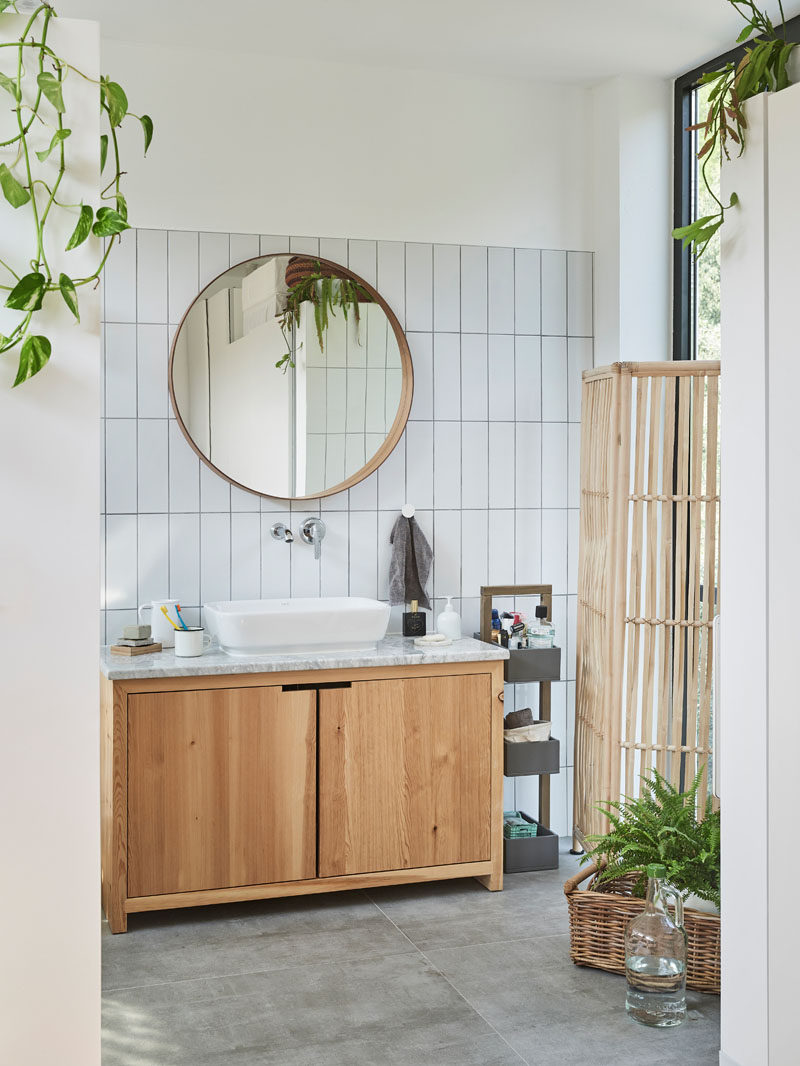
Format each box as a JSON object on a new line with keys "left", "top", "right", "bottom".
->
{"left": 101, "top": 660, "right": 504, "bottom": 933}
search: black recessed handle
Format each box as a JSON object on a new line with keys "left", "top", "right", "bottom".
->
{"left": 281, "top": 681, "right": 352, "bottom": 692}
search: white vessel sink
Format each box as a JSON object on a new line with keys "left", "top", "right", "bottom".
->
{"left": 203, "top": 597, "right": 391, "bottom": 656}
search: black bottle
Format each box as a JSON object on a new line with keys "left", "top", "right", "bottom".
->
{"left": 402, "top": 599, "right": 427, "bottom": 637}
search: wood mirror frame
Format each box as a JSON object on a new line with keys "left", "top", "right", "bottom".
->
{"left": 168, "top": 253, "right": 414, "bottom": 501}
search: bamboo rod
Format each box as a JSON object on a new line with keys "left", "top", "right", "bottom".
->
{"left": 685, "top": 374, "right": 705, "bottom": 788}
{"left": 639, "top": 375, "right": 661, "bottom": 783}
{"left": 604, "top": 368, "right": 631, "bottom": 814}
{"left": 624, "top": 377, "right": 648, "bottom": 795}
{"left": 699, "top": 375, "right": 720, "bottom": 802}
{"left": 582, "top": 360, "right": 720, "bottom": 383}
{"left": 670, "top": 375, "right": 691, "bottom": 787}
{"left": 656, "top": 376, "right": 676, "bottom": 778}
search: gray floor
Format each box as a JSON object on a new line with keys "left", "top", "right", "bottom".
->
{"left": 102, "top": 843, "right": 720, "bottom": 1066}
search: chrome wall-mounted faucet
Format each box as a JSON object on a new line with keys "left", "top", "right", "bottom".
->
{"left": 300, "top": 517, "right": 326, "bottom": 560}
{"left": 270, "top": 522, "right": 293, "bottom": 543}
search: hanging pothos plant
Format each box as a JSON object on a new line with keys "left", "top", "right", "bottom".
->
{"left": 0, "top": 1, "right": 153, "bottom": 385}
{"left": 275, "top": 261, "right": 371, "bottom": 372}
{"left": 673, "top": 0, "right": 796, "bottom": 257}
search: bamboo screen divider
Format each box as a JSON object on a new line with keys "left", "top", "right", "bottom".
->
{"left": 573, "top": 361, "right": 720, "bottom": 844}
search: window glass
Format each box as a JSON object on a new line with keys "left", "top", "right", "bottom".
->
{"left": 693, "top": 82, "right": 722, "bottom": 362}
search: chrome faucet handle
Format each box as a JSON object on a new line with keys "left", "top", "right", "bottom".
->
{"left": 300, "top": 517, "right": 326, "bottom": 560}
{"left": 270, "top": 522, "right": 293, "bottom": 543}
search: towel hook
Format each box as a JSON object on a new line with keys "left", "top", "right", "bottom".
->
{"left": 401, "top": 503, "right": 415, "bottom": 518}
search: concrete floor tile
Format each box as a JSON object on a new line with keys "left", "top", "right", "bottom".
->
{"left": 103, "top": 953, "right": 504, "bottom": 1066}
{"left": 103, "top": 892, "right": 416, "bottom": 991}
{"left": 426, "top": 937, "right": 719, "bottom": 1066}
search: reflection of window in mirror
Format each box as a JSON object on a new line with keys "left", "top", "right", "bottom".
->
{"left": 170, "top": 255, "right": 411, "bottom": 501}
{"left": 303, "top": 300, "right": 403, "bottom": 498}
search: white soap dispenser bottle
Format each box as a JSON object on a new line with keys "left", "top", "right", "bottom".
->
{"left": 436, "top": 596, "right": 462, "bottom": 641}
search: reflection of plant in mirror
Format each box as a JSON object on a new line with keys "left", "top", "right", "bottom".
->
{"left": 673, "top": 0, "right": 796, "bottom": 257}
{"left": 275, "top": 261, "right": 371, "bottom": 372}
{"left": 0, "top": 1, "right": 153, "bottom": 385}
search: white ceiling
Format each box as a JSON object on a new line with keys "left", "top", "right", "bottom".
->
{"left": 58, "top": 0, "right": 800, "bottom": 83}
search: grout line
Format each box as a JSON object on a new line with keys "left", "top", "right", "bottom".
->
{"left": 101, "top": 942, "right": 423, "bottom": 997}
{"left": 366, "top": 896, "right": 531, "bottom": 1066}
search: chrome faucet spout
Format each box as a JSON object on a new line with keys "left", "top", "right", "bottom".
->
{"left": 270, "top": 522, "right": 293, "bottom": 543}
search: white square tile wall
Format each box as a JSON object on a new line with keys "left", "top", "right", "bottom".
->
{"left": 100, "top": 230, "right": 593, "bottom": 836}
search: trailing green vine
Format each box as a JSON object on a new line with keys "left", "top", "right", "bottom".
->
{"left": 0, "top": 1, "right": 152, "bottom": 385}
{"left": 275, "top": 261, "right": 371, "bottom": 372}
{"left": 674, "top": 0, "right": 796, "bottom": 257}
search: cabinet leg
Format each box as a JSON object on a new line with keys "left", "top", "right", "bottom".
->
{"left": 476, "top": 869, "right": 503, "bottom": 892}
{"left": 106, "top": 909, "right": 127, "bottom": 934}
{"left": 103, "top": 891, "right": 127, "bottom": 934}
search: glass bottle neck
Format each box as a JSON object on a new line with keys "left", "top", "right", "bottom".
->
{"left": 646, "top": 877, "right": 666, "bottom": 912}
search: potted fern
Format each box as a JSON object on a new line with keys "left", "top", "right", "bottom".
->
{"left": 582, "top": 767, "right": 721, "bottom": 912}
{"left": 564, "top": 768, "right": 721, "bottom": 993}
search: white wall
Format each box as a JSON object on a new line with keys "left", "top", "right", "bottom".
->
{"left": 720, "top": 82, "right": 800, "bottom": 1066}
{"left": 0, "top": 16, "right": 101, "bottom": 1066}
{"left": 591, "top": 75, "right": 673, "bottom": 364}
{"left": 719, "top": 94, "right": 769, "bottom": 1066}
{"left": 764, "top": 80, "right": 800, "bottom": 1066}
{"left": 100, "top": 40, "right": 592, "bottom": 251}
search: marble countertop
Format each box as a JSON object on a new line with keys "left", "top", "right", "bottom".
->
{"left": 100, "top": 634, "right": 508, "bottom": 681}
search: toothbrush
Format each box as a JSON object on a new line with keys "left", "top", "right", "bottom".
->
{"left": 175, "top": 604, "right": 189, "bottom": 630}
{"left": 160, "top": 605, "right": 181, "bottom": 631}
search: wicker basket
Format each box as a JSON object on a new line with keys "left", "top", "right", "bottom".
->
{"left": 564, "top": 863, "right": 720, "bottom": 995}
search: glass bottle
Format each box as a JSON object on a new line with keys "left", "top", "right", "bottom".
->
{"left": 625, "top": 863, "right": 687, "bottom": 1027}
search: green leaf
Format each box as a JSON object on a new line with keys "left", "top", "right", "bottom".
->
{"left": 92, "top": 206, "right": 130, "bottom": 238}
{"left": 0, "top": 0, "right": 15, "bottom": 10}
{"left": 0, "top": 70, "right": 19, "bottom": 101}
{"left": 5, "top": 272, "right": 46, "bottom": 312}
{"left": 13, "top": 335, "right": 51, "bottom": 388}
{"left": 58, "top": 273, "right": 79, "bottom": 322}
{"left": 0, "top": 162, "right": 30, "bottom": 208}
{"left": 140, "top": 114, "right": 154, "bottom": 154}
{"left": 65, "top": 204, "right": 93, "bottom": 251}
{"left": 37, "top": 71, "right": 65, "bottom": 114}
{"left": 100, "top": 134, "right": 108, "bottom": 173}
{"left": 102, "top": 80, "right": 128, "bottom": 127}
{"left": 672, "top": 214, "right": 718, "bottom": 241}
{"left": 729, "top": 191, "right": 739, "bottom": 207}
{"left": 775, "top": 41, "right": 796, "bottom": 92}
{"left": 736, "top": 22, "right": 756, "bottom": 43}
{"left": 115, "top": 192, "right": 128, "bottom": 221}
{"left": 36, "top": 128, "right": 71, "bottom": 163}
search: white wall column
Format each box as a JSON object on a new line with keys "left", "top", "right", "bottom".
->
{"left": 719, "top": 81, "right": 800, "bottom": 1066}
{"left": 0, "top": 16, "right": 101, "bottom": 1066}
{"left": 591, "top": 75, "right": 673, "bottom": 363}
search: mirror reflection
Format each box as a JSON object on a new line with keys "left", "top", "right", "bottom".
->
{"left": 170, "top": 254, "right": 408, "bottom": 499}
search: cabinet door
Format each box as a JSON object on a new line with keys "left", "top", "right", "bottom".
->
{"left": 318, "top": 675, "right": 492, "bottom": 877}
{"left": 127, "top": 686, "right": 316, "bottom": 897}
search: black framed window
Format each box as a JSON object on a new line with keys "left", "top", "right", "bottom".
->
{"left": 672, "top": 15, "right": 800, "bottom": 360}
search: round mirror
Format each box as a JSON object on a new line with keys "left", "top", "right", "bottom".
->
{"left": 169, "top": 254, "right": 413, "bottom": 500}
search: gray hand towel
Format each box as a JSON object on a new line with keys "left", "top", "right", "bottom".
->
{"left": 389, "top": 515, "right": 433, "bottom": 609}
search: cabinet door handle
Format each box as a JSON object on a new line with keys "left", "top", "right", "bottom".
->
{"left": 281, "top": 681, "right": 352, "bottom": 692}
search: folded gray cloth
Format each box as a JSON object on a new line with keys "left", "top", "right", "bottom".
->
{"left": 389, "top": 515, "right": 432, "bottom": 609}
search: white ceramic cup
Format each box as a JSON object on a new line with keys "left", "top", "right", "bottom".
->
{"left": 138, "top": 598, "right": 180, "bottom": 648}
{"left": 174, "top": 627, "right": 210, "bottom": 658}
